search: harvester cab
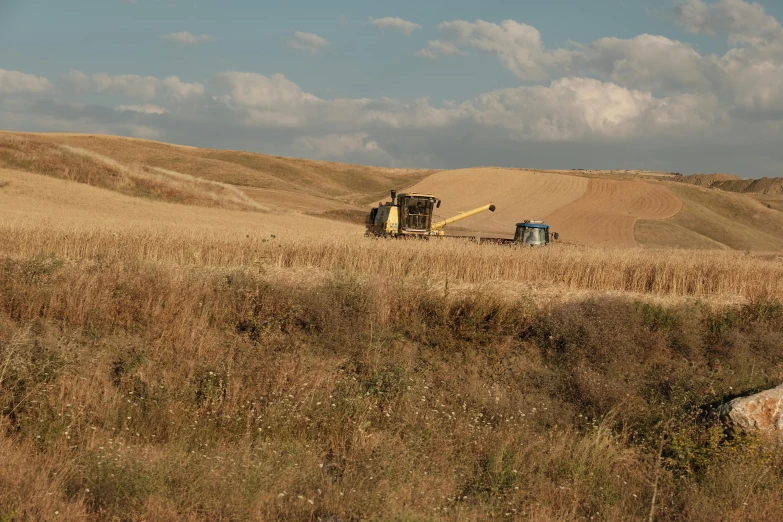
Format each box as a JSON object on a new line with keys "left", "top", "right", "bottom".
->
{"left": 366, "top": 190, "right": 495, "bottom": 237}
{"left": 514, "top": 220, "right": 559, "bottom": 246}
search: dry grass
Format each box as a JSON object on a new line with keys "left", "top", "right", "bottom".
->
{"left": 60, "top": 145, "right": 268, "bottom": 211}
{"left": 0, "top": 134, "right": 268, "bottom": 211}
{"left": 1, "top": 251, "right": 783, "bottom": 521}
{"left": 0, "top": 168, "right": 359, "bottom": 244}
{"left": 2, "top": 222, "right": 781, "bottom": 302}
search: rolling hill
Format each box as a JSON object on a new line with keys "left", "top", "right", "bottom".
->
{"left": 0, "top": 131, "right": 435, "bottom": 219}
{"left": 2, "top": 131, "right": 782, "bottom": 251}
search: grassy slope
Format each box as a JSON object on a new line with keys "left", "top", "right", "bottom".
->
{"left": 2, "top": 255, "right": 783, "bottom": 521}
{"left": 636, "top": 183, "right": 783, "bottom": 251}
{"left": 20, "top": 132, "right": 435, "bottom": 207}
{"left": 754, "top": 194, "right": 783, "bottom": 212}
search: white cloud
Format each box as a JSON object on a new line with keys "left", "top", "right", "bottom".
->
{"left": 574, "top": 34, "right": 710, "bottom": 92}
{"left": 210, "top": 70, "right": 719, "bottom": 141}
{"left": 673, "top": 0, "right": 719, "bottom": 34}
{"left": 419, "top": 5, "right": 783, "bottom": 114}
{"left": 61, "top": 70, "right": 160, "bottom": 100}
{"left": 287, "top": 31, "right": 330, "bottom": 54}
{"left": 454, "top": 77, "right": 722, "bottom": 140}
{"left": 60, "top": 70, "right": 204, "bottom": 102}
{"left": 674, "top": 0, "right": 783, "bottom": 56}
{"left": 214, "top": 72, "right": 318, "bottom": 108}
{"left": 162, "top": 31, "right": 215, "bottom": 44}
{"left": 417, "top": 19, "right": 574, "bottom": 81}
{"left": 369, "top": 17, "right": 422, "bottom": 35}
{"left": 213, "top": 71, "right": 319, "bottom": 127}
{"left": 114, "top": 104, "right": 167, "bottom": 114}
{"left": 415, "top": 40, "right": 467, "bottom": 59}
{"left": 161, "top": 76, "right": 205, "bottom": 101}
{"left": 0, "top": 69, "right": 53, "bottom": 94}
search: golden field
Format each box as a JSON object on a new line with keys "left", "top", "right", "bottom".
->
{"left": 1, "top": 132, "right": 783, "bottom": 521}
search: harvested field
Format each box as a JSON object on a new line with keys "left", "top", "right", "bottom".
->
{"left": 546, "top": 178, "right": 682, "bottom": 247}
{"left": 406, "top": 167, "right": 588, "bottom": 237}
{"left": 0, "top": 168, "right": 356, "bottom": 240}
{"left": 409, "top": 169, "right": 682, "bottom": 246}
{"left": 636, "top": 184, "right": 783, "bottom": 251}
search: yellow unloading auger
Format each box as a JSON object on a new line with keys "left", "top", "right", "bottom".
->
{"left": 365, "top": 190, "right": 495, "bottom": 237}
{"left": 430, "top": 203, "right": 496, "bottom": 233}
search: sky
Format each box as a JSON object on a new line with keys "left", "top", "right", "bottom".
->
{"left": 1, "top": 0, "right": 783, "bottom": 177}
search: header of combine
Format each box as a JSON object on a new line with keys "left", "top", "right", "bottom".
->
{"left": 365, "top": 190, "right": 495, "bottom": 237}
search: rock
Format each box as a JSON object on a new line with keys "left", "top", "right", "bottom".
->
{"left": 718, "top": 384, "right": 783, "bottom": 437}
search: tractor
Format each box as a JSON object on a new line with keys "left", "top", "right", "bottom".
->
{"left": 512, "top": 220, "right": 559, "bottom": 246}
{"left": 477, "top": 220, "right": 560, "bottom": 247}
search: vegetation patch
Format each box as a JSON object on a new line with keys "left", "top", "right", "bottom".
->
{"left": 2, "top": 257, "right": 783, "bottom": 520}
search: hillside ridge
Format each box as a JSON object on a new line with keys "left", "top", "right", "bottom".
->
{"left": 2, "top": 131, "right": 782, "bottom": 251}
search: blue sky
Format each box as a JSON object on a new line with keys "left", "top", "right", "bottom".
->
{"left": 1, "top": 0, "right": 783, "bottom": 177}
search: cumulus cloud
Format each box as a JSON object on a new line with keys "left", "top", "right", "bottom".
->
{"left": 419, "top": 3, "right": 783, "bottom": 114}
{"left": 416, "top": 19, "right": 574, "bottom": 81}
{"left": 161, "top": 31, "right": 215, "bottom": 44}
{"left": 369, "top": 17, "right": 422, "bottom": 35}
{"left": 161, "top": 76, "right": 205, "bottom": 101}
{"left": 209, "top": 70, "right": 720, "bottom": 141}
{"left": 459, "top": 78, "right": 723, "bottom": 141}
{"left": 573, "top": 34, "right": 711, "bottom": 93}
{"left": 288, "top": 31, "right": 330, "bottom": 54}
{"left": 60, "top": 70, "right": 204, "bottom": 102}
{"left": 0, "top": 69, "right": 53, "bottom": 94}
{"left": 213, "top": 71, "right": 319, "bottom": 127}
{"left": 61, "top": 70, "right": 160, "bottom": 100}
{"left": 415, "top": 40, "right": 467, "bottom": 59}
{"left": 674, "top": 0, "right": 783, "bottom": 55}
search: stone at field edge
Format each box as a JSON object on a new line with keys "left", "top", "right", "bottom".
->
{"left": 718, "top": 384, "right": 783, "bottom": 437}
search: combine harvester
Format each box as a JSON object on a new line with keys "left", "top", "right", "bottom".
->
{"left": 365, "top": 190, "right": 495, "bottom": 238}
{"left": 365, "top": 190, "right": 559, "bottom": 246}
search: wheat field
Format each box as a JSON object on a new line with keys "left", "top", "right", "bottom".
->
{"left": 2, "top": 220, "right": 781, "bottom": 302}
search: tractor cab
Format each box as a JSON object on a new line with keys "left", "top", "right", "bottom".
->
{"left": 514, "top": 221, "right": 559, "bottom": 246}
{"left": 398, "top": 193, "right": 439, "bottom": 233}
